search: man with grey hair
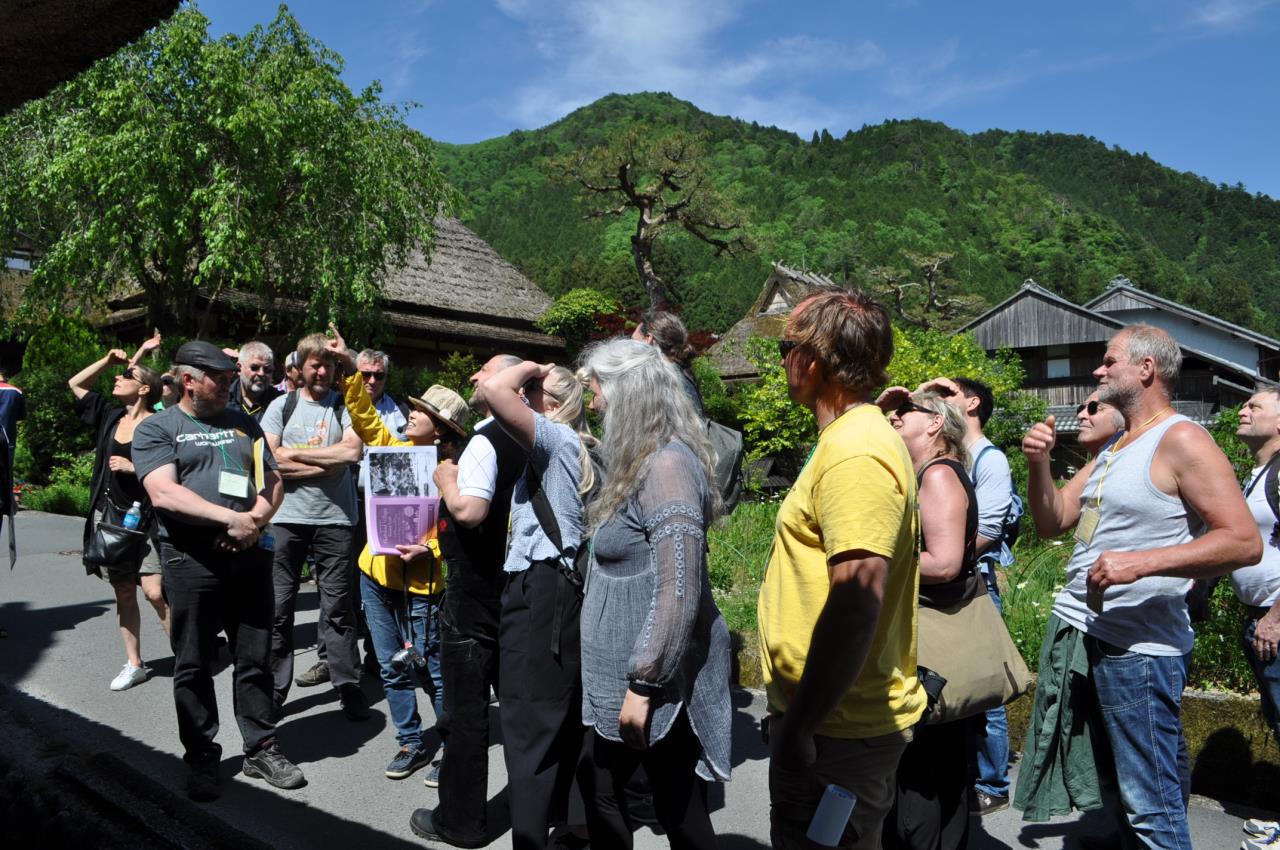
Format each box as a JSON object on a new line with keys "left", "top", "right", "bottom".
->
{"left": 356, "top": 348, "right": 409, "bottom": 440}
{"left": 228, "top": 341, "right": 280, "bottom": 422}
{"left": 1017, "top": 324, "right": 1260, "bottom": 849}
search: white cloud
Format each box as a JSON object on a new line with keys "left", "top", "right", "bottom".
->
{"left": 1191, "top": 0, "right": 1276, "bottom": 28}
{"left": 492, "top": 0, "right": 885, "bottom": 134}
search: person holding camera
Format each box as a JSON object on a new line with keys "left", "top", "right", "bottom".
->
{"left": 133, "top": 341, "right": 300, "bottom": 801}
{"left": 326, "top": 329, "right": 462, "bottom": 783}
{"left": 69, "top": 332, "right": 170, "bottom": 691}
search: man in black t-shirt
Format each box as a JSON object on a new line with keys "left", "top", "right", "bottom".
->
{"left": 134, "top": 341, "right": 304, "bottom": 802}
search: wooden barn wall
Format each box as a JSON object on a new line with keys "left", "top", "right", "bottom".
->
{"left": 1089, "top": 291, "right": 1147, "bottom": 312}
{"left": 970, "top": 297, "right": 1118, "bottom": 349}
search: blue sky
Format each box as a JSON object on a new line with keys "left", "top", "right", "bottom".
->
{"left": 207, "top": 1, "right": 1280, "bottom": 199}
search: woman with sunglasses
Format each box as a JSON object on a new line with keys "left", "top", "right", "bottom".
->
{"left": 325, "top": 329, "right": 465, "bottom": 783}
{"left": 69, "top": 332, "right": 170, "bottom": 691}
{"left": 879, "top": 389, "right": 980, "bottom": 850}
{"left": 1076, "top": 392, "right": 1125, "bottom": 457}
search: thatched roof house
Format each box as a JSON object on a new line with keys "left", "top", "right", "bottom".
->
{"left": 95, "top": 217, "right": 563, "bottom": 363}
{"left": 1, "top": 0, "right": 180, "bottom": 115}
{"left": 707, "top": 263, "right": 836, "bottom": 382}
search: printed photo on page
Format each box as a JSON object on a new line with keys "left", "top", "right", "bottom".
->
{"left": 365, "top": 445, "right": 439, "bottom": 555}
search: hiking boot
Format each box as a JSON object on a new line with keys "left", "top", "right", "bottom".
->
{"left": 409, "top": 807, "right": 488, "bottom": 849}
{"left": 110, "top": 662, "right": 147, "bottom": 691}
{"left": 242, "top": 743, "right": 306, "bottom": 790}
{"left": 186, "top": 761, "right": 221, "bottom": 802}
{"left": 423, "top": 759, "right": 441, "bottom": 788}
{"left": 386, "top": 746, "right": 432, "bottom": 780}
{"left": 294, "top": 661, "right": 330, "bottom": 687}
{"left": 972, "top": 790, "right": 1009, "bottom": 815}
{"left": 339, "top": 683, "right": 370, "bottom": 721}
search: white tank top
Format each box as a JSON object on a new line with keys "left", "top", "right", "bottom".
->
{"left": 1052, "top": 413, "right": 1201, "bottom": 656}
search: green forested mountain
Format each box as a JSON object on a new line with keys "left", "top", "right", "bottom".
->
{"left": 435, "top": 92, "right": 1280, "bottom": 336}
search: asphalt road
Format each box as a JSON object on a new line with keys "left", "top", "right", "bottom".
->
{"left": 0, "top": 511, "right": 1270, "bottom": 848}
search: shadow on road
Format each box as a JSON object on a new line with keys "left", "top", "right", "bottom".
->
{"left": 0, "top": 599, "right": 112, "bottom": 681}
{"left": 0, "top": 682, "right": 428, "bottom": 850}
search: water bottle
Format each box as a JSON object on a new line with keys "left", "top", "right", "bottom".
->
{"left": 258, "top": 531, "right": 276, "bottom": 552}
{"left": 122, "top": 501, "right": 143, "bottom": 531}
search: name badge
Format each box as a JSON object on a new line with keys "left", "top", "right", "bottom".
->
{"left": 1074, "top": 503, "right": 1101, "bottom": 547}
{"left": 219, "top": 471, "right": 251, "bottom": 499}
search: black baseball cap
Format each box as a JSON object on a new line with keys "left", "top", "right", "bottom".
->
{"left": 173, "top": 341, "right": 236, "bottom": 373}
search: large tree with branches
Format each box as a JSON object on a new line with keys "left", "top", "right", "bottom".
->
{"left": 552, "top": 128, "right": 748, "bottom": 308}
{"left": 0, "top": 4, "right": 451, "bottom": 340}
{"left": 869, "top": 251, "right": 988, "bottom": 332}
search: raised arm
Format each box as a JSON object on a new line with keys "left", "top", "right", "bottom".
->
{"left": 1023, "top": 414, "right": 1094, "bottom": 537}
{"left": 482, "top": 360, "right": 549, "bottom": 452}
{"left": 68, "top": 349, "right": 127, "bottom": 400}
{"left": 341, "top": 373, "right": 398, "bottom": 447}
{"left": 129, "top": 330, "right": 163, "bottom": 367}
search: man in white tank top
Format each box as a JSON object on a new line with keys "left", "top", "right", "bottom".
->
{"left": 1020, "top": 324, "right": 1260, "bottom": 850}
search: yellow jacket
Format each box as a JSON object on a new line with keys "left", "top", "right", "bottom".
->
{"left": 344, "top": 374, "right": 444, "bottom": 596}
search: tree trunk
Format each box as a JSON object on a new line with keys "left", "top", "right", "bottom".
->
{"left": 631, "top": 234, "right": 669, "bottom": 309}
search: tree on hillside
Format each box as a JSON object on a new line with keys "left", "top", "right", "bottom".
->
{"left": 0, "top": 5, "right": 451, "bottom": 339}
{"left": 869, "top": 251, "right": 987, "bottom": 332}
{"left": 551, "top": 128, "right": 748, "bottom": 308}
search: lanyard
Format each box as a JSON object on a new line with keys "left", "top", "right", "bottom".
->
{"left": 181, "top": 411, "right": 248, "bottom": 474}
{"left": 1090, "top": 407, "right": 1170, "bottom": 508}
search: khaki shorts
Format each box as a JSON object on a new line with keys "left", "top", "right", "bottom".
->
{"left": 93, "top": 506, "right": 161, "bottom": 584}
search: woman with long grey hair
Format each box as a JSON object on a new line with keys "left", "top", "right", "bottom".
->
{"left": 576, "top": 337, "right": 731, "bottom": 849}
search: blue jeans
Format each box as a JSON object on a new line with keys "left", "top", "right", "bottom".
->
{"left": 1243, "top": 617, "right": 1280, "bottom": 747}
{"left": 1089, "top": 638, "right": 1192, "bottom": 850}
{"left": 360, "top": 573, "right": 444, "bottom": 751}
{"left": 974, "top": 581, "right": 1011, "bottom": 797}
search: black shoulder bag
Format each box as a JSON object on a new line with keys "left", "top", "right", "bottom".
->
{"left": 84, "top": 486, "right": 150, "bottom": 569}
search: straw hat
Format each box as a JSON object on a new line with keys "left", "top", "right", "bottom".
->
{"left": 409, "top": 384, "right": 472, "bottom": 436}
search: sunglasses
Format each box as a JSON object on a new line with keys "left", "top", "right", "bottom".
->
{"left": 894, "top": 401, "right": 938, "bottom": 418}
{"left": 121, "top": 368, "right": 137, "bottom": 381}
{"left": 245, "top": 363, "right": 269, "bottom": 373}
{"left": 778, "top": 339, "right": 799, "bottom": 360}
{"left": 361, "top": 371, "right": 386, "bottom": 381}
{"left": 1076, "top": 400, "right": 1101, "bottom": 416}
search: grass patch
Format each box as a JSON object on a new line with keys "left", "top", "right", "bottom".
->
{"left": 22, "top": 482, "right": 91, "bottom": 517}
{"left": 708, "top": 501, "right": 779, "bottom": 634}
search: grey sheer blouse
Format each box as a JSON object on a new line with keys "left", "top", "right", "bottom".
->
{"left": 581, "top": 439, "right": 732, "bottom": 782}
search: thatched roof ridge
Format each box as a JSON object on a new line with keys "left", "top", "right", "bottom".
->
{"left": 1, "top": 0, "right": 180, "bottom": 115}
{"left": 708, "top": 262, "right": 834, "bottom": 381}
{"left": 380, "top": 218, "right": 552, "bottom": 324}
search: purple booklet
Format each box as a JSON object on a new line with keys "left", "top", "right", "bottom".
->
{"left": 364, "top": 445, "right": 439, "bottom": 556}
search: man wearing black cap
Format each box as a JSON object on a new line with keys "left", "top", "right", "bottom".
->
{"left": 133, "top": 340, "right": 305, "bottom": 801}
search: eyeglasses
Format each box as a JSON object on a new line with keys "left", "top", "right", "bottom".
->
{"left": 894, "top": 401, "right": 938, "bottom": 419}
{"left": 1076, "top": 400, "right": 1101, "bottom": 416}
{"left": 778, "top": 339, "right": 799, "bottom": 360}
{"left": 361, "top": 371, "right": 386, "bottom": 381}
{"left": 245, "top": 363, "right": 269, "bottom": 373}
{"left": 120, "top": 368, "right": 137, "bottom": 380}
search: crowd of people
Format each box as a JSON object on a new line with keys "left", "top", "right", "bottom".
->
{"left": 59, "top": 291, "right": 1280, "bottom": 850}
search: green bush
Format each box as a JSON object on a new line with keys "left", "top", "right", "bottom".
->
{"left": 21, "top": 452, "right": 95, "bottom": 516}
{"left": 15, "top": 316, "right": 111, "bottom": 484}
{"left": 535, "top": 288, "right": 621, "bottom": 356}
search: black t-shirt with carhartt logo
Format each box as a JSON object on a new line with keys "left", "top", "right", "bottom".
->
{"left": 133, "top": 405, "right": 277, "bottom": 543}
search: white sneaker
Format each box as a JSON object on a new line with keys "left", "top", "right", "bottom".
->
{"left": 1243, "top": 826, "right": 1280, "bottom": 850}
{"left": 1246, "top": 821, "right": 1280, "bottom": 838}
{"left": 109, "top": 663, "right": 147, "bottom": 691}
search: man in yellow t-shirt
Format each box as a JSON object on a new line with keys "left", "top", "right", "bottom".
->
{"left": 758, "top": 288, "right": 924, "bottom": 850}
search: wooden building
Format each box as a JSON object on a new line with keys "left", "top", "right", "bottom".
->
{"left": 92, "top": 217, "right": 564, "bottom": 367}
{"left": 959, "top": 278, "right": 1280, "bottom": 453}
{"left": 708, "top": 262, "right": 836, "bottom": 382}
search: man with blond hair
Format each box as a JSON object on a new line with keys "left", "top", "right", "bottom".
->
{"left": 261, "top": 333, "right": 367, "bottom": 721}
{"left": 758, "top": 287, "right": 924, "bottom": 850}
{"left": 1017, "top": 324, "right": 1260, "bottom": 849}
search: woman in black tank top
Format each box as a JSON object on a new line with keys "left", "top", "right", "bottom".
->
{"left": 883, "top": 389, "right": 981, "bottom": 850}
{"left": 69, "top": 341, "right": 170, "bottom": 693}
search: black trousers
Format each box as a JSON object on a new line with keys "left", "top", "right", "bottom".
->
{"left": 886, "top": 718, "right": 975, "bottom": 850}
{"left": 161, "top": 539, "right": 275, "bottom": 763}
{"left": 270, "top": 523, "right": 360, "bottom": 704}
{"left": 581, "top": 711, "right": 717, "bottom": 850}
{"left": 499, "top": 561, "right": 584, "bottom": 850}
{"left": 434, "top": 620, "right": 500, "bottom": 844}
